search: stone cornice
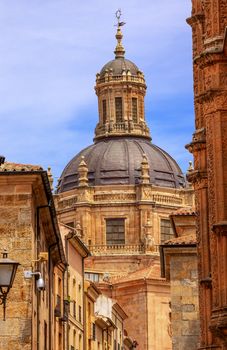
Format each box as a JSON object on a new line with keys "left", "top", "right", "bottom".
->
{"left": 186, "top": 170, "right": 208, "bottom": 186}
{"left": 56, "top": 185, "right": 187, "bottom": 212}
{"left": 186, "top": 13, "right": 204, "bottom": 27}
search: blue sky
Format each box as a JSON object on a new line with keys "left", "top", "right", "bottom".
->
{"left": 0, "top": 1, "right": 194, "bottom": 186}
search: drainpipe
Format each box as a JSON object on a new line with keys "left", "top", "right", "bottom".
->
{"left": 36, "top": 206, "right": 47, "bottom": 349}
{"left": 36, "top": 205, "right": 51, "bottom": 350}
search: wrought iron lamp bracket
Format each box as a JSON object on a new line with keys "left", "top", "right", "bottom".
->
{"left": 0, "top": 287, "right": 9, "bottom": 321}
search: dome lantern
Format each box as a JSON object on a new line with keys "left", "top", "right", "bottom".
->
{"left": 94, "top": 10, "right": 150, "bottom": 141}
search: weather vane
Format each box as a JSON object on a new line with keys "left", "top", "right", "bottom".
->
{"left": 115, "top": 9, "right": 126, "bottom": 27}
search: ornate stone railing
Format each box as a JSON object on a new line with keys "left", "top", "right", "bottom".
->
{"left": 94, "top": 193, "right": 136, "bottom": 202}
{"left": 152, "top": 194, "right": 183, "bottom": 205}
{"left": 97, "top": 75, "right": 145, "bottom": 84}
{"left": 94, "top": 122, "right": 150, "bottom": 139}
{"left": 88, "top": 244, "right": 145, "bottom": 255}
{"left": 58, "top": 196, "right": 78, "bottom": 209}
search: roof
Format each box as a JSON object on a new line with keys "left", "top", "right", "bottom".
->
{"left": 162, "top": 233, "right": 197, "bottom": 246}
{"left": 109, "top": 265, "right": 164, "bottom": 284}
{"left": 59, "top": 223, "right": 91, "bottom": 258}
{"left": 0, "top": 161, "right": 66, "bottom": 266}
{"left": 100, "top": 58, "right": 139, "bottom": 78}
{"left": 170, "top": 207, "right": 196, "bottom": 216}
{"left": 0, "top": 162, "right": 43, "bottom": 172}
{"left": 58, "top": 137, "right": 185, "bottom": 192}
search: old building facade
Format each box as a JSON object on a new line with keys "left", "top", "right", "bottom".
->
{"left": 161, "top": 208, "right": 199, "bottom": 350}
{"left": 186, "top": 1, "right": 227, "bottom": 349}
{"left": 59, "top": 224, "right": 90, "bottom": 350}
{"left": 0, "top": 160, "right": 66, "bottom": 350}
{"left": 84, "top": 280, "right": 128, "bottom": 350}
{"left": 56, "top": 17, "right": 194, "bottom": 350}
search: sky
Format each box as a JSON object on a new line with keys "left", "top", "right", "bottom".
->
{"left": 0, "top": 0, "right": 194, "bottom": 187}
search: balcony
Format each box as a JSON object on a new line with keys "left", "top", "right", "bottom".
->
{"left": 88, "top": 244, "right": 147, "bottom": 255}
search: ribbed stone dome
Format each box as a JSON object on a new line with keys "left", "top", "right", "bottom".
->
{"left": 57, "top": 137, "right": 185, "bottom": 193}
{"left": 100, "top": 58, "right": 139, "bottom": 78}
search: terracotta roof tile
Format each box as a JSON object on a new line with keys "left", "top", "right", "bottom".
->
{"left": 170, "top": 207, "right": 196, "bottom": 216}
{"left": 110, "top": 265, "right": 164, "bottom": 283}
{"left": 163, "top": 233, "right": 197, "bottom": 246}
{"left": 0, "top": 162, "right": 43, "bottom": 172}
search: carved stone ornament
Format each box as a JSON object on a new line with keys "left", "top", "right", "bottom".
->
{"left": 200, "top": 275, "right": 212, "bottom": 289}
{"left": 209, "top": 316, "right": 227, "bottom": 344}
{"left": 78, "top": 156, "right": 89, "bottom": 187}
{"left": 186, "top": 169, "right": 208, "bottom": 188}
{"left": 212, "top": 221, "right": 227, "bottom": 236}
{"left": 141, "top": 186, "right": 153, "bottom": 200}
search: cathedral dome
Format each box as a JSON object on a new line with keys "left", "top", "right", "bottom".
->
{"left": 100, "top": 58, "right": 139, "bottom": 78}
{"left": 58, "top": 17, "right": 185, "bottom": 193}
{"left": 57, "top": 137, "right": 185, "bottom": 192}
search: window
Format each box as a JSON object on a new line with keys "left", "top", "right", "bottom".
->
{"left": 79, "top": 333, "right": 82, "bottom": 350}
{"left": 160, "top": 219, "right": 174, "bottom": 243}
{"left": 92, "top": 323, "right": 96, "bottom": 340}
{"left": 85, "top": 272, "right": 100, "bottom": 282}
{"left": 132, "top": 98, "right": 138, "bottom": 123}
{"left": 73, "top": 301, "right": 76, "bottom": 318}
{"left": 44, "top": 321, "right": 47, "bottom": 350}
{"left": 115, "top": 97, "right": 123, "bottom": 122}
{"left": 79, "top": 305, "right": 82, "bottom": 322}
{"left": 106, "top": 218, "right": 125, "bottom": 245}
{"left": 58, "top": 332, "right": 62, "bottom": 349}
{"left": 102, "top": 100, "right": 107, "bottom": 124}
{"left": 73, "top": 330, "right": 76, "bottom": 349}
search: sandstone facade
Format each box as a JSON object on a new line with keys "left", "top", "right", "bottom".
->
{"left": 161, "top": 208, "right": 199, "bottom": 350}
{"left": 59, "top": 224, "right": 90, "bottom": 350}
{"left": 187, "top": 1, "right": 227, "bottom": 348}
{"left": 0, "top": 162, "right": 66, "bottom": 350}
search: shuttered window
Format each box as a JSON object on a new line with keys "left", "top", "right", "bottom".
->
{"left": 160, "top": 219, "right": 174, "bottom": 243}
{"left": 102, "top": 99, "right": 107, "bottom": 124}
{"left": 106, "top": 218, "right": 125, "bottom": 245}
{"left": 132, "top": 98, "right": 138, "bottom": 123}
{"left": 115, "top": 97, "right": 123, "bottom": 122}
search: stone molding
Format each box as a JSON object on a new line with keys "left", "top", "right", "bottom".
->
{"left": 57, "top": 185, "right": 187, "bottom": 211}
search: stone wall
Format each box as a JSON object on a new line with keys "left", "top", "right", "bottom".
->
{"left": 170, "top": 254, "right": 199, "bottom": 350}
{"left": 0, "top": 172, "right": 65, "bottom": 350}
{"left": 0, "top": 184, "right": 34, "bottom": 350}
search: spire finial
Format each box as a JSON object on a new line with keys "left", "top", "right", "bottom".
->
{"left": 114, "top": 9, "right": 126, "bottom": 58}
{"left": 78, "top": 156, "right": 89, "bottom": 187}
{"left": 47, "top": 166, "right": 54, "bottom": 191}
{"left": 140, "top": 153, "right": 150, "bottom": 184}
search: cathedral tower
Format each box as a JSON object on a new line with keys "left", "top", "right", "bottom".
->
{"left": 187, "top": 1, "right": 227, "bottom": 348}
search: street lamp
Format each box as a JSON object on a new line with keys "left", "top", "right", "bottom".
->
{"left": 0, "top": 250, "right": 20, "bottom": 320}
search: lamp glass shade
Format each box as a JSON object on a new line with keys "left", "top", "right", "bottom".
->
{"left": 0, "top": 258, "right": 20, "bottom": 288}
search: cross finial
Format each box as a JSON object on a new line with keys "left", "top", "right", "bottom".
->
{"left": 114, "top": 9, "right": 126, "bottom": 58}
{"left": 115, "top": 9, "right": 126, "bottom": 27}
